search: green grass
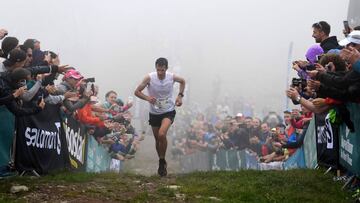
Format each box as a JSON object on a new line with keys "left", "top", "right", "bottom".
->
{"left": 176, "top": 170, "right": 352, "bottom": 202}
{"left": 0, "top": 169, "right": 353, "bottom": 203}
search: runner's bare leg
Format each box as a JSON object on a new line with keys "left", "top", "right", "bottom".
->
{"left": 151, "top": 127, "right": 161, "bottom": 157}
{"left": 152, "top": 118, "right": 172, "bottom": 159}
{"left": 158, "top": 118, "right": 172, "bottom": 158}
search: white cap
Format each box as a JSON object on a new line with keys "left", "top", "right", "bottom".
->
{"left": 236, "top": 113, "right": 243, "bottom": 117}
{"left": 339, "top": 30, "right": 360, "bottom": 46}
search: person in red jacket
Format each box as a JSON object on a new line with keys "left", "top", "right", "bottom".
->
{"left": 77, "top": 96, "right": 105, "bottom": 128}
{"left": 290, "top": 105, "right": 313, "bottom": 129}
{"left": 77, "top": 95, "right": 120, "bottom": 146}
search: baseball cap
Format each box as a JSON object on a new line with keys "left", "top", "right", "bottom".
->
{"left": 63, "top": 69, "right": 83, "bottom": 80}
{"left": 339, "top": 30, "right": 360, "bottom": 46}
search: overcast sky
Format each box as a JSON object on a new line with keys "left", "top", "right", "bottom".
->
{"left": 0, "top": 0, "right": 349, "bottom": 116}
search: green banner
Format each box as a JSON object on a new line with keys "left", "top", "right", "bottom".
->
{"left": 86, "top": 134, "right": 111, "bottom": 172}
{"left": 340, "top": 103, "right": 360, "bottom": 176}
{"left": 0, "top": 106, "right": 15, "bottom": 167}
{"left": 303, "top": 118, "right": 318, "bottom": 169}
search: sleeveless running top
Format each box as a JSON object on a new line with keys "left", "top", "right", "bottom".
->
{"left": 147, "top": 71, "right": 175, "bottom": 114}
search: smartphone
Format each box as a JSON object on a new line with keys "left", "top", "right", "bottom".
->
{"left": 343, "top": 20, "right": 351, "bottom": 34}
{"left": 85, "top": 83, "right": 92, "bottom": 93}
{"left": 305, "top": 64, "right": 316, "bottom": 71}
{"left": 37, "top": 94, "right": 44, "bottom": 105}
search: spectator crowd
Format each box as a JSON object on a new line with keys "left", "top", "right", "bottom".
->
{"left": 171, "top": 20, "right": 360, "bottom": 173}
{"left": 0, "top": 28, "right": 143, "bottom": 176}
{"left": 171, "top": 103, "right": 310, "bottom": 164}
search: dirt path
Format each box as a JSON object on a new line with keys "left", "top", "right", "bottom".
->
{"left": 122, "top": 133, "right": 182, "bottom": 176}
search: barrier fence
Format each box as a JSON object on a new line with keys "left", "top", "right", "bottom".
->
{"left": 12, "top": 104, "right": 120, "bottom": 175}
{"left": 1, "top": 103, "right": 360, "bottom": 176}
{"left": 180, "top": 119, "right": 316, "bottom": 173}
{"left": 0, "top": 106, "right": 15, "bottom": 169}
{"left": 179, "top": 104, "right": 360, "bottom": 175}
{"left": 340, "top": 103, "right": 360, "bottom": 176}
{"left": 180, "top": 147, "right": 308, "bottom": 173}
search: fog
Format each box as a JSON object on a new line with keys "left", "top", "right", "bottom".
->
{"left": 1, "top": 0, "right": 349, "bottom": 116}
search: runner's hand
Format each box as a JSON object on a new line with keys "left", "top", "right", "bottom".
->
{"left": 147, "top": 96, "right": 156, "bottom": 105}
{"left": 175, "top": 96, "right": 183, "bottom": 107}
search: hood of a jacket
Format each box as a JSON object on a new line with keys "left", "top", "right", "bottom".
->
{"left": 320, "top": 36, "right": 341, "bottom": 53}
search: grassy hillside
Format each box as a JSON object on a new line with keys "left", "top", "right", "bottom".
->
{"left": 0, "top": 169, "right": 352, "bottom": 203}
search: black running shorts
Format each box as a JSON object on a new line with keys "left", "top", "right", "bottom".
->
{"left": 149, "top": 110, "right": 176, "bottom": 127}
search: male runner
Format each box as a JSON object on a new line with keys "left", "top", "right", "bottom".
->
{"left": 134, "top": 57, "right": 185, "bottom": 176}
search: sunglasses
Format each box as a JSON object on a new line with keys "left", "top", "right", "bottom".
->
{"left": 315, "top": 22, "right": 323, "bottom": 30}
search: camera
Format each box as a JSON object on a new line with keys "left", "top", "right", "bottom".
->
{"left": 291, "top": 78, "right": 306, "bottom": 88}
{"left": 79, "top": 83, "right": 95, "bottom": 95}
{"left": 291, "top": 78, "right": 307, "bottom": 94}
{"left": 83, "top": 77, "right": 95, "bottom": 83}
{"left": 305, "top": 64, "right": 316, "bottom": 71}
{"left": 78, "top": 78, "right": 96, "bottom": 97}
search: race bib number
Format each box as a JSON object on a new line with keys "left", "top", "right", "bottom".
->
{"left": 155, "top": 98, "right": 171, "bottom": 109}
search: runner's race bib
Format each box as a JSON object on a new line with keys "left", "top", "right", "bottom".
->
{"left": 155, "top": 97, "right": 171, "bottom": 110}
